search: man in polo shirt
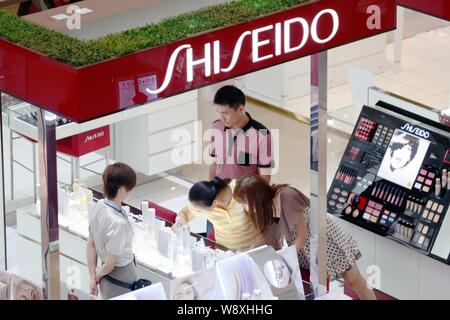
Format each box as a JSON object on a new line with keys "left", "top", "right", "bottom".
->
{"left": 209, "top": 85, "right": 273, "bottom": 183}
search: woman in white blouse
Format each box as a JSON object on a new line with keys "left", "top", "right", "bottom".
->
{"left": 87, "top": 162, "right": 137, "bottom": 299}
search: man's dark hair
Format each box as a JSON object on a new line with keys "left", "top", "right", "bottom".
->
{"left": 213, "top": 85, "right": 246, "bottom": 110}
{"left": 102, "top": 162, "right": 137, "bottom": 198}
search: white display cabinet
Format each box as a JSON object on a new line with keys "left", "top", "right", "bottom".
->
{"left": 16, "top": 206, "right": 93, "bottom": 293}
{"left": 115, "top": 91, "right": 199, "bottom": 176}
{"left": 239, "top": 34, "right": 387, "bottom": 118}
{"left": 339, "top": 219, "right": 450, "bottom": 300}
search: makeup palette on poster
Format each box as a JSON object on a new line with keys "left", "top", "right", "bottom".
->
{"left": 328, "top": 102, "right": 450, "bottom": 264}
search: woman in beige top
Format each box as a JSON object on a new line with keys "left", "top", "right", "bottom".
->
{"left": 233, "top": 174, "right": 376, "bottom": 300}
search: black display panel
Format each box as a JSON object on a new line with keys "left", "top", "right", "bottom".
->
{"left": 328, "top": 104, "right": 450, "bottom": 264}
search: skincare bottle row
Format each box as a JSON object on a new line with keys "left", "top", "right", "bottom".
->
{"left": 139, "top": 202, "right": 231, "bottom": 271}
{"left": 51, "top": 181, "right": 93, "bottom": 217}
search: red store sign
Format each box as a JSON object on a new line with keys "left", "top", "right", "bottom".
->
{"left": 398, "top": 0, "right": 450, "bottom": 21}
{"left": 0, "top": 0, "right": 396, "bottom": 123}
{"left": 56, "top": 125, "right": 110, "bottom": 157}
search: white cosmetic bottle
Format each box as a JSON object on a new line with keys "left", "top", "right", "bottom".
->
{"left": 141, "top": 201, "right": 149, "bottom": 225}
{"left": 148, "top": 208, "right": 156, "bottom": 246}
{"left": 181, "top": 224, "right": 191, "bottom": 254}
{"left": 175, "top": 217, "right": 183, "bottom": 251}
{"left": 57, "top": 183, "right": 67, "bottom": 217}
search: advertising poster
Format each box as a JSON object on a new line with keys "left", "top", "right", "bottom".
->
{"left": 172, "top": 268, "right": 223, "bottom": 300}
{"left": 216, "top": 246, "right": 304, "bottom": 300}
{"left": 378, "top": 129, "right": 430, "bottom": 189}
{"left": 112, "top": 282, "right": 167, "bottom": 300}
{"left": 0, "top": 270, "right": 12, "bottom": 300}
{"left": 276, "top": 246, "right": 305, "bottom": 299}
{"left": 10, "top": 275, "right": 43, "bottom": 300}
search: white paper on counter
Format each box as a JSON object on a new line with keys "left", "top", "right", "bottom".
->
{"left": 188, "top": 216, "right": 207, "bottom": 234}
{"left": 159, "top": 196, "right": 207, "bottom": 233}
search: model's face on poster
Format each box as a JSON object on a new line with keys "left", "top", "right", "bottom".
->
{"left": 377, "top": 129, "right": 430, "bottom": 190}
{"left": 174, "top": 283, "right": 195, "bottom": 300}
{"left": 391, "top": 143, "right": 412, "bottom": 169}
{"left": 14, "top": 281, "right": 41, "bottom": 300}
{"left": 264, "top": 259, "right": 290, "bottom": 288}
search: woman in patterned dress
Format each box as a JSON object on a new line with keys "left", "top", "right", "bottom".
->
{"left": 234, "top": 174, "right": 376, "bottom": 300}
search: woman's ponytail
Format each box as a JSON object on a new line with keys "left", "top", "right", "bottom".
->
{"left": 189, "top": 177, "right": 231, "bottom": 207}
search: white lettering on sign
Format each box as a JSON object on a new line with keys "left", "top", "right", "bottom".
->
{"left": 84, "top": 130, "right": 105, "bottom": 143}
{"left": 220, "top": 31, "right": 252, "bottom": 72}
{"left": 146, "top": 8, "right": 340, "bottom": 95}
{"left": 187, "top": 43, "right": 211, "bottom": 82}
{"left": 400, "top": 123, "right": 430, "bottom": 139}
{"left": 284, "top": 17, "right": 309, "bottom": 53}
{"left": 311, "top": 9, "right": 339, "bottom": 44}
{"left": 366, "top": 5, "right": 381, "bottom": 30}
{"left": 252, "top": 25, "right": 274, "bottom": 63}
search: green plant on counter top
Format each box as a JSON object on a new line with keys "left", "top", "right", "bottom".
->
{"left": 0, "top": 0, "right": 309, "bottom": 67}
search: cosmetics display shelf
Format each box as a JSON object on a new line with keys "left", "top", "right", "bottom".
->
{"left": 439, "top": 110, "right": 450, "bottom": 127}
{"left": 89, "top": 189, "right": 221, "bottom": 249}
{"left": 328, "top": 102, "right": 450, "bottom": 265}
{"left": 8, "top": 104, "right": 77, "bottom": 141}
{"left": 16, "top": 201, "right": 320, "bottom": 300}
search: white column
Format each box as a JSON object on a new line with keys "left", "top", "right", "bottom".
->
{"left": 0, "top": 96, "right": 6, "bottom": 271}
{"left": 394, "top": 6, "right": 405, "bottom": 63}
{"left": 310, "top": 52, "right": 328, "bottom": 298}
{"left": 37, "top": 109, "right": 60, "bottom": 300}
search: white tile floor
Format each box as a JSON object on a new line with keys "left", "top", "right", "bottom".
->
{"left": 328, "top": 25, "right": 450, "bottom": 124}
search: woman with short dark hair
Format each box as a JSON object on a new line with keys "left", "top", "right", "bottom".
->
{"left": 87, "top": 162, "right": 137, "bottom": 299}
{"left": 233, "top": 174, "right": 376, "bottom": 300}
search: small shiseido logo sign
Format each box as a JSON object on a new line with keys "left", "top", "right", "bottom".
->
{"left": 84, "top": 130, "right": 105, "bottom": 143}
{"left": 400, "top": 123, "right": 430, "bottom": 139}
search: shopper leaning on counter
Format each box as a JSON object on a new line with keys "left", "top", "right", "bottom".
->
{"left": 233, "top": 174, "right": 377, "bottom": 300}
{"left": 209, "top": 85, "right": 273, "bottom": 183}
{"left": 87, "top": 163, "right": 137, "bottom": 299}
{"left": 178, "top": 177, "right": 265, "bottom": 251}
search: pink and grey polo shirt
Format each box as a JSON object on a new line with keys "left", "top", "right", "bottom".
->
{"left": 209, "top": 113, "right": 273, "bottom": 179}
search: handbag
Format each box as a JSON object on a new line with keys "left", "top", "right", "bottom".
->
{"left": 103, "top": 275, "right": 151, "bottom": 291}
